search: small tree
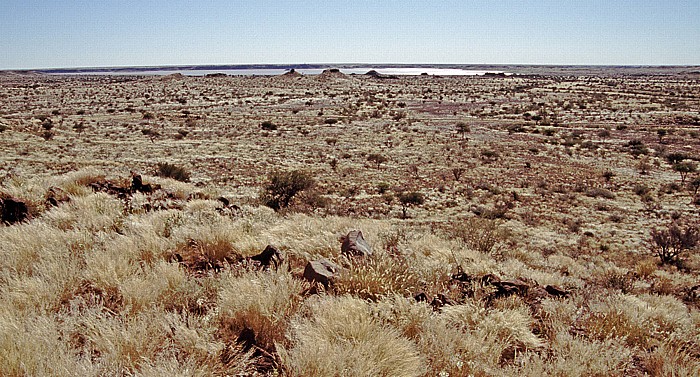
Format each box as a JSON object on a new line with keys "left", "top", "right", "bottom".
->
{"left": 666, "top": 152, "right": 689, "bottom": 165}
{"left": 636, "top": 156, "right": 652, "bottom": 175}
{"left": 261, "top": 121, "right": 277, "bottom": 131}
{"left": 456, "top": 122, "right": 471, "bottom": 139}
{"left": 367, "top": 153, "right": 387, "bottom": 169}
{"left": 689, "top": 176, "right": 700, "bottom": 197}
{"left": 657, "top": 128, "right": 667, "bottom": 143}
{"left": 260, "top": 170, "right": 314, "bottom": 211}
{"left": 73, "top": 122, "right": 86, "bottom": 136}
{"left": 673, "top": 161, "right": 697, "bottom": 184}
{"left": 649, "top": 222, "right": 699, "bottom": 264}
{"left": 142, "top": 128, "right": 160, "bottom": 143}
{"left": 398, "top": 191, "right": 425, "bottom": 218}
{"left": 452, "top": 167, "right": 465, "bottom": 182}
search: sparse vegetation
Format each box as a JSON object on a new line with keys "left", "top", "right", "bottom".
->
{"left": 1, "top": 69, "right": 700, "bottom": 375}
{"left": 156, "top": 162, "right": 191, "bottom": 182}
{"left": 260, "top": 170, "right": 315, "bottom": 211}
{"left": 649, "top": 222, "right": 700, "bottom": 264}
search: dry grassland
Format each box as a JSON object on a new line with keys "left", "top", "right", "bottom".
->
{"left": 0, "top": 69, "right": 699, "bottom": 376}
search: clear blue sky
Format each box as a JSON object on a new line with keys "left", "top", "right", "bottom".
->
{"left": 1, "top": 0, "right": 698, "bottom": 69}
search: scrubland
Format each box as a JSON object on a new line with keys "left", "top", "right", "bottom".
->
{"left": 0, "top": 68, "right": 699, "bottom": 376}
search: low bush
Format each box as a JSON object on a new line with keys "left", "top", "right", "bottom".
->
{"left": 260, "top": 170, "right": 315, "bottom": 211}
{"left": 156, "top": 162, "right": 190, "bottom": 182}
{"left": 648, "top": 222, "right": 699, "bottom": 265}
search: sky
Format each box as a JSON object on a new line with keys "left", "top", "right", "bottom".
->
{"left": 1, "top": 0, "right": 699, "bottom": 69}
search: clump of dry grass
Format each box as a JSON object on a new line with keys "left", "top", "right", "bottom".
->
{"left": 333, "top": 253, "right": 426, "bottom": 301}
{"left": 513, "top": 332, "right": 632, "bottom": 376}
{"left": 279, "top": 295, "right": 426, "bottom": 377}
{"left": 580, "top": 293, "right": 698, "bottom": 351}
{"left": 0, "top": 310, "right": 84, "bottom": 377}
{"left": 217, "top": 269, "right": 306, "bottom": 352}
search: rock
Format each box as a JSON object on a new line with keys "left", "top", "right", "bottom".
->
{"left": 414, "top": 292, "right": 430, "bottom": 303}
{"left": 236, "top": 327, "right": 256, "bottom": 351}
{"left": 250, "top": 245, "right": 283, "bottom": 269}
{"left": 545, "top": 285, "right": 570, "bottom": 297}
{"left": 431, "top": 293, "right": 454, "bottom": 310}
{"left": 492, "top": 278, "right": 531, "bottom": 298}
{"left": 131, "top": 174, "right": 153, "bottom": 193}
{"left": 217, "top": 196, "right": 230, "bottom": 207}
{"left": 46, "top": 196, "right": 59, "bottom": 207}
{"left": 303, "top": 259, "right": 339, "bottom": 287}
{"left": 481, "top": 273, "right": 501, "bottom": 285}
{"left": 451, "top": 272, "right": 474, "bottom": 282}
{"left": 341, "top": 230, "right": 373, "bottom": 257}
{"left": 0, "top": 197, "right": 31, "bottom": 224}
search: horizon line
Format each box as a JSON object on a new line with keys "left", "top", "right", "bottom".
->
{"left": 4, "top": 62, "right": 700, "bottom": 72}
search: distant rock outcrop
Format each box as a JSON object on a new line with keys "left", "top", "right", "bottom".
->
{"left": 282, "top": 69, "right": 302, "bottom": 77}
{"left": 365, "top": 70, "right": 397, "bottom": 79}
{"left": 318, "top": 68, "right": 346, "bottom": 79}
{"left": 160, "top": 73, "right": 186, "bottom": 81}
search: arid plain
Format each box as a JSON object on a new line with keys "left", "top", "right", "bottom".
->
{"left": 0, "top": 67, "right": 699, "bottom": 376}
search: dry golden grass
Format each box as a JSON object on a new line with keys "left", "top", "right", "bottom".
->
{"left": 279, "top": 295, "right": 426, "bottom": 377}
{"left": 1, "top": 71, "right": 699, "bottom": 375}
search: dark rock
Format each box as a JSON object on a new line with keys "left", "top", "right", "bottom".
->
{"left": 431, "top": 293, "right": 455, "bottom": 310}
{"left": 451, "top": 272, "right": 475, "bottom": 282}
{"left": 236, "top": 327, "right": 256, "bottom": 351}
{"left": 218, "top": 196, "right": 230, "bottom": 207}
{"left": 493, "top": 278, "right": 531, "bottom": 298}
{"left": 545, "top": 285, "right": 570, "bottom": 297}
{"left": 0, "top": 197, "right": 31, "bottom": 224}
{"left": 250, "top": 245, "right": 283, "bottom": 269}
{"left": 89, "top": 178, "right": 132, "bottom": 198}
{"left": 414, "top": 292, "right": 430, "bottom": 303}
{"left": 481, "top": 273, "right": 501, "bottom": 285}
{"left": 340, "top": 230, "right": 373, "bottom": 257}
{"left": 686, "top": 284, "right": 700, "bottom": 301}
{"left": 319, "top": 68, "right": 346, "bottom": 79}
{"left": 131, "top": 174, "right": 153, "bottom": 193}
{"left": 303, "top": 259, "right": 339, "bottom": 287}
{"left": 46, "top": 196, "right": 59, "bottom": 207}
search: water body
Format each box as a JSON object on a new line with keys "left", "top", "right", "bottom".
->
{"left": 47, "top": 67, "right": 510, "bottom": 77}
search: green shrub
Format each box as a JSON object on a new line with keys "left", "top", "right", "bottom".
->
{"left": 260, "top": 170, "right": 315, "bottom": 211}
{"left": 261, "top": 121, "right": 277, "bottom": 131}
{"left": 156, "top": 162, "right": 191, "bottom": 182}
{"left": 649, "top": 222, "right": 699, "bottom": 264}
